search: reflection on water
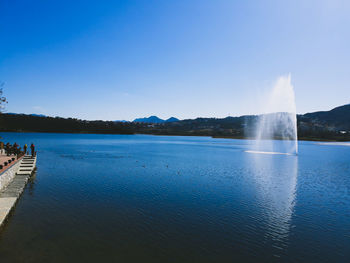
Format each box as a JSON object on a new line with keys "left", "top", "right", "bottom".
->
{"left": 27, "top": 171, "right": 37, "bottom": 196}
{"left": 247, "top": 153, "right": 298, "bottom": 250}
{"left": 246, "top": 150, "right": 294, "bottom": 155}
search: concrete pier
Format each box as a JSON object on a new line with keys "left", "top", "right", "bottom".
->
{"left": 0, "top": 155, "right": 37, "bottom": 227}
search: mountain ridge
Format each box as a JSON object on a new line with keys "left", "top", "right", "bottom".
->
{"left": 133, "top": 116, "right": 179, "bottom": 123}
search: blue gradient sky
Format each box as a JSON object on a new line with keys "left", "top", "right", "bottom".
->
{"left": 1, "top": 0, "right": 349, "bottom": 120}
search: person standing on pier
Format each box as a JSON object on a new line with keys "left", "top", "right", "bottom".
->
{"left": 30, "top": 143, "right": 35, "bottom": 157}
{"left": 12, "top": 143, "right": 19, "bottom": 158}
{"left": 5, "top": 143, "right": 11, "bottom": 156}
{"left": 23, "top": 144, "right": 28, "bottom": 155}
{"left": 13, "top": 142, "right": 18, "bottom": 153}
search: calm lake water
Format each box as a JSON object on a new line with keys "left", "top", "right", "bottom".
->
{"left": 0, "top": 133, "right": 349, "bottom": 262}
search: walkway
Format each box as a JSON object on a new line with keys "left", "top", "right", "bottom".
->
{"left": 0, "top": 155, "right": 37, "bottom": 227}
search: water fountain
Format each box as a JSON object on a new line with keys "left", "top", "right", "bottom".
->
{"left": 247, "top": 74, "right": 298, "bottom": 155}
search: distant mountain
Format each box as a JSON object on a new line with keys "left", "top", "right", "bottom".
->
{"left": 30, "top": 114, "right": 46, "bottom": 117}
{"left": 165, "top": 117, "right": 179, "bottom": 123}
{"left": 114, "top": 120, "right": 129, "bottom": 123}
{"left": 133, "top": 116, "right": 179, "bottom": 123}
{"left": 133, "top": 116, "right": 164, "bottom": 123}
{"left": 6, "top": 112, "right": 46, "bottom": 117}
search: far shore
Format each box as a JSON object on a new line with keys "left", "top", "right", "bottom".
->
{"left": 0, "top": 130, "right": 349, "bottom": 143}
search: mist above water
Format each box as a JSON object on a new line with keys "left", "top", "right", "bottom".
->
{"left": 253, "top": 74, "right": 298, "bottom": 155}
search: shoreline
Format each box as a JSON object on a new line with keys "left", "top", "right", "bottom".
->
{"left": 0, "top": 131, "right": 349, "bottom": 143}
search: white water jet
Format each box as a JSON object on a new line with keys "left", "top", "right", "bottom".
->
{"left": 254, "top": 74, "right": 298, "bottom": 155}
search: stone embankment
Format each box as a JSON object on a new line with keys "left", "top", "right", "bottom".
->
{"left": 0, "top": 155, "right": 37, "bottom": 227}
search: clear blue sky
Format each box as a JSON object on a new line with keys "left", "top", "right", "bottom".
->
{"left": 1, "top": 0, "right": 349, "bottom": 120}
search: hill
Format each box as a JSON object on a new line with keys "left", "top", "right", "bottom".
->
{"left": 133, "top": 116, "right": 179, "bottom": 123}
{"left": 301, "top": 104, "right": 350, "bottom": 130}
{"left": 165, "top": 117, "right": 180, "bottom": 123}
{"left": 136, "top": 104, "right": 350, "bottom": 141}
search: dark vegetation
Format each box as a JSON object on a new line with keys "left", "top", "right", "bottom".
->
{"left": 0, "top": 114, "right": 139, "bottom": 134}
{"left": 0, "top": 104, "right": 350, "bottom": 141}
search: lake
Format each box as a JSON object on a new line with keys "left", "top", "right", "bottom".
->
{"left": 0, "top": 133, "right": 349, "bottom": 262}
